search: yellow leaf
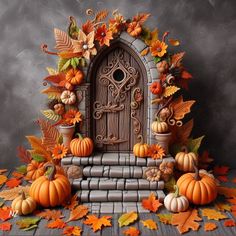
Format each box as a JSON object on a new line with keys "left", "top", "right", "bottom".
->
{"left": 41, "top": 86, "right": 62, "bottom": 99}
{"left": 141, "top": 48, "right": 149, "bottom": 56}
{"left": 0, "top": 175, "right": 7, "bottom": 185}
{"left": 46, "top": 67, "right": 57, "bottom": 75}
{"left": 201, "top": 209, "right": 228, "bottom": 221}
{"left": 169, "top": 38, "right": 180, "bottom": 46}
{"left": 41, "top": 110, "right": 61, "bottom": 122}
{"left": 157, "top": 213, "right": 172, "bottom": 225}
{"left": 141, "top": 219, "right": 158, "bottom": 230}
{"left": 214, "top": 202, "right": 231, "bottom": 212}
{"left": 163, "top": 86, "right": 180, "bottom": 98}
{"left": 118, "top": 212, "right": 138, "bottom": 227}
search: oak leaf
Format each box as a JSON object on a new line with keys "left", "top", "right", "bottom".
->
{"left": 16, "top": 146, "right": 32, "bottom": 163}
{"left": 6, "top": 178, "right": 21, "bottom": 188}
{"left": 54, "top": 28, "right": 74, "bottom": 52}
{"left": 63, "top": 194, "right": 79, "bottom": 210}
{"left": 47, "top": 219, "right": 66, "bottom": 229}
{"left": 0, "top": 206, "right": 13, "bottom": 221}
{"left": 141, "top": 219, "right": 158, "bottom": 230}
{"left": 63, "top": 226, "right": 82, "bottom": 236}
{"left": 163, "top": 86, "right": 180, "bottom": 98}
{"left": 66, "top": 205, "right": 89, "bottom": 222}
{"left": 118, "top": 212, "right": 138, "bottom": 227}
{"left": 16, "top": 217, "right": 41, "bottom": 230}
{"left": 157, "top": 213, "right": 172, "bottom": 225}
{"left": 201, "top": 208, "right": 228, "bottom": 220}
{"left": 204, "top": 222, "right": 217, "bottom": 231}
{"left": 0, "top": 175, "right": 7, "bottom": 185}
{"left": 217, "top": 186, "right": 236, "bottom": 198}
{"left": 0, "top": 222, "right": 12, "bottom": 231}
{"left": 123, "top": 226, "right": 140, "bottom": 236}
{"left": 171, "top": 209, "right": 202, "bottom": 234}
{"left": 224, "top": 219, "right": 235, "bottom": 227}
{"left": 142, "top": 192, "right": 163, "bottom": 212}
{"left": 83, "top": 215, "right": 112, "bottom": 232}
{"left": 214, "top": 165, "right": 229, "bottom": 176}
{"left": 0, "top": 169, "right": 7, "bottom": 174}
{"left": 41, "top": 86, "right": 62, "bottom": 99}
{"left": 214, "top": 202, "right": 231, "bottom": 212}
{"left": 35, "top": 209, "right": 64, "bottom": 221}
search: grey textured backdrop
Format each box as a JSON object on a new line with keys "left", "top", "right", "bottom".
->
{"left": 0, "top": 0, "right": 236, "bottom": 168}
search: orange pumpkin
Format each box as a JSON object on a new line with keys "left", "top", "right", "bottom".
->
{"left": 70, "top": 133, "right": 93, "bottom": 157}
{"left": 66, "top": 68, "right": 84, "bottom": 85}
{"left": 29, "top": 163, "right": 71, "bottom": 207}
{"left": 25, "top": 160, "right": 45, "bottom": 181}
{"left": 177, "top": 165, "right": 217, "bottom": 205}
{"left": 149, "top": 81, "right": 163, "bottom": 95}
{"left": 133, "top": 135, "right": 149, "bottom": 158}
{"left": 127, "top": 21, "right": 142, "bottom": 37}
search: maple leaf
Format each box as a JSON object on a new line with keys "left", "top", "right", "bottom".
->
{"left": 35, "top": 209, "right": 64, "bottom": 221}
{"left": 213, "top": 165, "right": 229, "bottom": 175}
{"left": 47, "top": 219, "right": 66, "bottom": 229}
{"left": 0, "top": 185, "right": 30, "bottom": 200}
{"left": 0, "top": 206, "right": 13, "bottom": 221}
{"left": 123, "top": 226, "right": 140, "bottom": 236}
{"left": 16, "top": 146, "right": 32, "bottom": 163}
{"left": 204, "top": 222, "right": 217, "bottom": 231}
{"left": 171, "top": 209, "right": 202, "bottom": 234}
{"left": 198, "top": 150, "right": 214, "bottom": 169}
{"left": 0, "top": 175, "right": 7, "bottom": 185}
{"left": 66, "top": 205, "right": 88, "bottom": 223}
{"left": 224, "top": 219, "right": 236, "bottom": 227}
{"left": 217, "top": 186, "right": 236, "bottom": 198}
{"left": 133, "top": 13, "right": 150, "bottom": 25}
{"left": 142, "top": 192, "right": 163, "bottom": 213}
{"left": 54, "top": 28, "right": 74, "bottom": 52}
{"left": 12, "top": 171, "right": 24, "bottom": 179}
{"left": 16, "top": 217, "right": 41, "bottom": 230}
{"left": 6, "top": 178, "right": 21, "bottom": 188}
{"left": 84, "top": 215, "right": 112, "bottom": 232}
{"left": 214, "top": 202, "right": 231, "bottom": 212}
{"left": 118, "top": 212, "right": 138, "bottom": 227}
{"left": 0, "top": 222, "right": 12, "bottom": 231}
{"left": 141, "top": 219, "right": 158, "bottom": 230}
{"left": 0, "top": 169, "right": 7, "bottom": 174}
{"left": 62, "top": 194, "right": 79, "bottom": 210}
{"left": 217, "top": 175, "right": 228, "bottom": 182}
{"left": 63, "top": 226, "right": 82, "bottom": 236}
{"left": 157, "top": 213, "right": 172, "bottom": 225}
{"left": 201, "top": 209, "right": 228, "bottom": 220}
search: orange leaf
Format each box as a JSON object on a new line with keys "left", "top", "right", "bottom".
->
{"left": 201, "top": 208, "right": 228, "bottom": 220}
{"left": 171, "top": 52, "right": 185, "bottom": 67}
{"left": 198, "top": 150, "right": 214, "bottom": 169}
{"left": 204, "top": 222, "right": 217, "bottom": 231}
{"left": 35, "top": 209, "right": 64, "bottom": 221}
{"left": 123, "top": 227, "right": 140, "bottom": 236}
{"left": 66, "top": 205, "right": 89, "bottom": 223}
{"left": 140, "top": 48, "right": 149, "bottom": 56}
{"left": 83, "top": 215, "right": 112, "bottom": 232}
{"left": 6, "top": 178, "right": 21, "bottom": 188}
{"left": 232, "top": 177, "right": 236, "bottom": 183}
{"left": 40, "top": 86, "right": 62, "bottom": 99}
{"left": 157, "top": 213, "right": 172, "bottom": 225}
{"left": 43, "top": 73, "right": 65, "bottom": 85}
{"left": 181, "top": 70, "right": 192, "bottom": 80}
{"left": 142, "top": 192, "right": 163, "bottom": 213}
{"left": 217, "top": 186, "right": 236, "bottom": 198}
{"left": 54, "top": 28, "right": 74, "bottom": 52}
{"left": 12, "top": 172, "right": 24, "bottom": 179}
{"left": 171, "top": 209, "right": 202, "bottom": 234}
{"left": 0, "top": 206, "right": 13, "bottom": 221}
{"left": 214, "top": 166, "right": 229, "bottom": 175}
{"left": 141, "top": 219, "right": 158, "bottom": 230}
{"left": 169, "top": 38, "right": 180, "bottom": 46}
{"left": 63, "top": 194, "right": 79, "bottom": 210}
{"left": 16, "top": 146, "right": 32, "bottom": 163}
{"left": 227, "top": 197, "right": 236, "bottom": 204}
{"left": 82, "top": 20, "right": 95, "bottom": 35}
{"left": 94, "top": 9, "right": 109, "bottom": 22}
{"left": 47, "top": 219, "right": 66, "bottom": 229}
{"left": 0, "top": 175, "right": 7, "bottom": 185}
{"left": 217, "top": 175, "right": 228, "bottom": 182}
{"left": 0, "top": 222, "right": 12, "bottom": 231}
{"left": 133, "top": 13, "right": 150, "bottom": 25}
{"left": 0, "top": 169, "right": 7, "bottom": 174}
{"left": 224, "top": 219, "right": 236, "bottom": 227}
{"left": 63, "top": 226, "right": 82, "bottom": 236}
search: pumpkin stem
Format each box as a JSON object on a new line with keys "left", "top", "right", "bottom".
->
{"left": 137, "top": 134, "right": 144, "bottom": 144}
{"left": 20, "top": 190, "right": 26, "bottom": 200}
{"left": 44, "top": 163, "right": 56, "bottom": 181}
{"left": 173, "top": 185, "right": 179, "bottom": 198}
{"left": 181, "top": 145, "right": 188, "bottom": 153}
{"left": 193, "top": 164, "right": 200, "bottom": 181}
{"left": 75, "top": 133, "right": 83, "bottom": 140}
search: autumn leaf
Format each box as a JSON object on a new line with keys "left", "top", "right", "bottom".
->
{"left": 41, "top": 109, "right": 61, "bottom": 122}
{"left": 201, "top": 208, "right": 228, "bottom": 220}
{"left": 198, "top": 150, "right": 214, "bottom": 169}
{"left": 0, "top": 169, "right": 7, "bottom": 174}
{"left": 41, "top": 86, "right": 62, "bottom": 99}
{"left": 0, "top": 222, "right": 12, "bottom": 231}
{"left": 142, "top": 192, "right": 162, "bottom": 213}
{"left": 12, "top": 171, "right": 24, "bottom": 179}
{"left": 66, "top": 205, "right": 89, "bottom": 223}
{"left": 118, "top": 212, "right": 138, "bottom": 227}
{"left": 171, "top": 52, "right": 185, "bottom": 67}
{"left": 217, "top": 186, "right": 236, "bottom": 198}
{"left": 16, "top": 146, "right": 32, "bottom": 163}
{"left": 163, "top": 86, "right": 180, "bottom": 98}
{"left": 204, "top": 222, "right": 217, "bottom": 231}
{"left": 230, "top": 205, "right": 236, "bottom": 218}
{"left": 16, "top": 217, "right": 41, "bottom": 231}
{"left": 83, "top": 215, "right": 112, "bottom": 232}
{"left": 63, "top": 226, "right": 82, "bottom": 236}
{"left": 0, "top": 185, "right": 30, "bottom": 200}
{"left": 36, "top": 209, "right": 64, "bottom": 221}
{"left": 43, "top": 72, "right": 65, "bottom": 85}
{"left": 157, "top": 213, "right": 172, "bottom": 225}
{"left": 140, "top": 48, "right": 149, "bottom": 56}
{"left": 227, "top": 197, "right": 236, "bottom": 204}
{"left": 133, "top": 13, "right": 150, "bottom": 25}
{"left": 171, "top": 209, "right": 202, "bottom": 234}
{"left": 181, "top": 70, "right": 192, "bottom": 80}
{"left": 0, "top": 206, "right": 13, "bottom": 221}
{"left": 217, "top": 175, "right": 228, "bottom": 182}
{"left": 47, "top": 219, "right": 66, "bottom": 229}
{"left": 63, "top": 194, "right": 79, "bottom": 210}
{"left": 123, "top": 227, "right": 140, "bottom": 236}
{"left": 214, "top": 202, "right": 231, "bottom": 212}
{"left": 169, "top": 38, "right": 180, "bottom": 46}
{"left": 214, "top": 165, "right": 229, "bottom": 176}
{"left": 224, "top": 219, "right": 236, "bottom": 227}
{"left": 6, "top": 178, "right": 21, "bottom": 188}
{"left": 186, "top": 136, "right": 205, "bottom": 154}
{"left": 94, "top": 9, "right": 109, "bottom": 22}
{"left": 0, "top": 175, "right": 7, "bottom": 185}
{"left": 141, "top": 219, "right": 158, "bottom": 230}
{"left": 232, "top": 177, "right": 236, "bottom": 183}
{"left": 82, "top": 20, "right": 95, "bottom": 35}
{"left": 54, "top": 28, "right": 74, "bottom": 52}
{"left": 164, "top": 176, "right": 176, "bottom": 192}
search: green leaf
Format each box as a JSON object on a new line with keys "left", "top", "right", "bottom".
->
{"left": 71, "top": 58, "right": 77, "bottom": 69}
{"left": 58, "top": 58, "right": 69, "bottom": 72}
{"left": 165, "top": 176, "right": 176, "bottom": 192}
{"left": 187, "top": 136, "right": 205, "bottom": 154}
{"left": 31, "top": 153, "right": 45, "bottom": 162}
{"left": 23, "top": 225, "right": 38, "bottom": 231}
{"left": 61, "top": 59, "right": 72, "bottom": 71}
{"left": 16, "top": 165, "right": 27, "bottom": 174}
{"left": 16, "top": 217, "right": 41, "bottom": 230}
{"left": 154, "top": 57, "right": 161, "bottom": 63}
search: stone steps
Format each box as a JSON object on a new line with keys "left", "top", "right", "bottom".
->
{"left": 77, "top": 190, "right": 165, "bottom": 203}
{"left": 72, "top": 178, "right": 164, "bottom": 190}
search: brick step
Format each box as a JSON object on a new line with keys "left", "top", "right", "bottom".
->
{"left": 62, "top": 153, "right": 174, "bottom": 167}
{"left": 72, "top": 178, "right": 164, "bottom": 190}
{"left": 77, "top": 190, "right": 165, "bottom": 203}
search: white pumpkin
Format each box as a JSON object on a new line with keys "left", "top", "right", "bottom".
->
{"left": 151, "top": 119, "right": 169, "bottom": 133}
{"left": 60, "top": 90, "right": 76, "bottom": 105}
{"left": 164, "top": 185, "right": 189, "bottom": 212}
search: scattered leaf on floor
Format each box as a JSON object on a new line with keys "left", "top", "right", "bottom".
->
{"left": 0, "top": 206, "right": 13, "bottom": 221}
{"left": 0, "top": 222, "right": 12, "bottom": 231}
{"left": 12, "top": 171, "right": 24, "bottom": 179}
{"left": 118, "top": 211, "right": 138, "bottom": 227}
{"left": 217, "top": 186, "right": 236, "bottom": 198}
{"left": 142, "top": 192, "right": 162, "bottom": 212}
{"left": 66, "top": 205, "right": 88, "bottom": 222}
{"left": 204, "top": 222, "right": 217, "bottom": 231}
{"left": 47, "top": 219, "right": 66, "bottom": 229}
{"left": 16, "top": 217, "right": 41, "bottom": 230}
{"left": 35, "top": 209, "right": 64, "bottom": 221}
{"left": 214, "top": 202, "right": 231, "bottom": 212}
{"left": 0, "top": 175, "right": 7, "bottom": 185}
{"left": 217, "top": 176, "right": 228, "bottom": 182}
{"left": 123, "top": 226, "right": 140, "bottom": 236}
{"left": 63, "top": 226, "right": 82, "bottom": 236}
{"left": 213, "top": 166, "right": 229, "bottom": 175}
{"left": 62, "top": 194, "right": 79, "bottom": 210}
{"left": 157, "top": 213, "right": 172, "bottom": 225}
{"left": 0, "top": 169, "right": 7, "bottom": 174}
{"left": 6, "top": 178, "right": 21, "bottom": 188}
{"left": 201, "top": 209, "right": 228, "bottom": 220}
{"left": 0, "top": 185, "right": 30, "bottom": 200}
{"left": 83, "top": 215, "right": 112, "bottom": 232}
{"left": 171, "top": 209, "right": 202, "bottom": 234}
{"left": 224, "top": 219, "right": 236, "bottom": 227}
{"left": 141, "top": 219, "right": 158, "bottom": 230}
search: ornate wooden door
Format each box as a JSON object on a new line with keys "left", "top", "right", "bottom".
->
{"left": 91, "top": 45, "right": 147, "bottom": 152}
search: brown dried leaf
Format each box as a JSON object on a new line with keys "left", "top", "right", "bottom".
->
{"left": 66, "top": 205, "right": 89, "bottom": 223}
{"left": 54, "top": 28, "right": 74, "bottom": 52}
{"left": 16, "top": 146, "right": 32, "bottom": 164}
{"left": 35, "top": 209, "right": 64, "bottom": 221}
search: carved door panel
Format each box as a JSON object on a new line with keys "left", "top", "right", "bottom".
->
{"left": 92, "top": 47, "right": 146, "bottom": 152}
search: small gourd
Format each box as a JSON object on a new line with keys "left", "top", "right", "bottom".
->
{"left": 25, "top": 160, "right": 45, "bottom": 181}
{"left": 151, "top": 119, "right": 169, "bottom": 133}
{"left": 60, "top": 90, "right": 76, "bottom": 105}
{"left": 11, "top": 191, "right": 36, "bottom": 215}
{"left": 133, "top": 135, "right": 149, "bottom": 158}
{"left": 164, "top": 185, "right": 189, "bottom": 212}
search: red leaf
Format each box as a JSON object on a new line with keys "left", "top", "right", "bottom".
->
{"left": 224, "top": 219, "right": 235, "bottom": 227}
{"left": 214, "top": 166, "right": 229, "bottom": 175}
{"left": 6, "top": 178, "right": 21, "bottom": 188}
{"left": 16, "top": 146, "right": 31, "bottom": 163}
{"left": 181, "top": 70, "right": 192, "bottom": 80}
{"left": 0, "top": 206, "right": 13, "bottom": 221}
{"left": 0, "top": 222, "right": 12, "bottom": 231}
{"left": 217, "top": 176, "right": 228, "bottom": 182}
